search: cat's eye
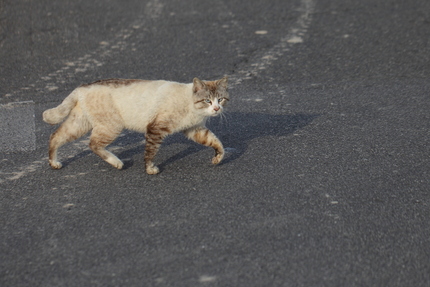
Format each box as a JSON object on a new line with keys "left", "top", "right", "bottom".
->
{"left": 204, "top": 99, "right": 211, "bottom": 104}
{"left": 218, "top": 98, "right": 224, "bottom": 103}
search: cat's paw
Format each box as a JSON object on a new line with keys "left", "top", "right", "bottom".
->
{"left": 105, "top": 156, "right": 124, "bottom": 170}
{"left": 114, "top": 162, "right": 124, "bottom": 170}
{"left": 212, "top": 152, "right": 224, "bottom": 165}
{"left": 49, "top": 160, "right": 63, "bottom": 169}
{"left": 146, "top": 165, "right": 160, "bottom": 175}
{"left": 110, "top": 160, "right": 124, "bottom": 170}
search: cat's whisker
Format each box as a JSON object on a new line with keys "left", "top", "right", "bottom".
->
{"left": 219, "top": 112, "right": 229, "bottom": 127}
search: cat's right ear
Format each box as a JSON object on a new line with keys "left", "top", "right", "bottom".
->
{"left": 193, "top": 78, "right": 205, "bottom": 93}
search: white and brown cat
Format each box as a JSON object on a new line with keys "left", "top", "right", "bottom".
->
{"left": 43, "top": 77, "right": 229, "bottom": 174}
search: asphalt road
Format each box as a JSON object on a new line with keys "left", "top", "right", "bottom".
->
{"left": 1, "top": 0, "right": 429, "bottom": 286}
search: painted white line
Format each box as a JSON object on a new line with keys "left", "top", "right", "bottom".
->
{"left": 6, "top": 0, "right": 164, "bottom": 98}
{"left": 230, "top": 0, "right": 315, "bottom": 86}
{"left": 0, "top": 159, "right": 46, "bottom": 184}
{"left": 145, "top": 0, "right": 164, "bottom": 19}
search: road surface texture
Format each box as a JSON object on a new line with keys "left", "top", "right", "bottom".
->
{"left": 1, "top": 0, "right": 429, "bottom": 286}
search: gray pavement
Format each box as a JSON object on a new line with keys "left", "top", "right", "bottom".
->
{"left": 1, "top": 0, "right": 429, "bottom": 286}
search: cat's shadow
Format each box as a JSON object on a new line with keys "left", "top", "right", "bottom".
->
{"left": 114, "top": 112, "right": 319, "bottom": 170}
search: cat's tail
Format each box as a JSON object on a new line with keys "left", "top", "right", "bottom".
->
{"left": 43, "top": 90, "right": 79, "bottom": 125}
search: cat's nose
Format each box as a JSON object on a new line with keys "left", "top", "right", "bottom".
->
{"left": 213, "top": 105, "right": 220, "bottom": 111}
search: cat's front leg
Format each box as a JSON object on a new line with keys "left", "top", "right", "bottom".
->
{"left": 145, "top": 121, "right": 171, "bottom": 174}
{"left": 184, "top": 127, "right": 224, "bottom": 165}
{"left": 144, "top": 133, "right": 162, "bottom": 174}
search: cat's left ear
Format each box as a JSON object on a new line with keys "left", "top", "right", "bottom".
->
{"left": 216, "top": 76, "right": 228, "bottom": 89}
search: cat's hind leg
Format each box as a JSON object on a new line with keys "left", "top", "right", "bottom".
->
{"left": 89, "top": 125, "right": 124, "bottom": 169}
{"left": 184, "top": 127, "right": 224, "bottom": 164}
{"left": 48, "top": 105, "right": 91, "bottom": 169}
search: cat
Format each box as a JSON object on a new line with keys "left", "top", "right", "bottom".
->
{"left": 42, "top": 77, "right": 229, "bottom": 174}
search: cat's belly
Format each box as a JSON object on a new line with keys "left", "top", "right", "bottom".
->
{"left": 121, "top": 113, "right": 154, "bottom": 133}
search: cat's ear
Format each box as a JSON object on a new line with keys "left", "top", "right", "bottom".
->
{"left": 193, "top": 78, "right": 206, "bottom": 93}
{"left": 216, "top": 76, "right": 228, "bottom": 89}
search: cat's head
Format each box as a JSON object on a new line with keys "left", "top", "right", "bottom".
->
{"left": 193, "top": 77, "right": 229, "bottom": 117}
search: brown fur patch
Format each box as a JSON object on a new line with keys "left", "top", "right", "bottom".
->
{"left": 196, "top": 129, "right": 210, "bottom": 146}
{"left": 90, "top": 132, "right": 114, "bottom": 147}
{"left": 205, "top": 81, "right": 218, "bottom": 93}
{"left": 144, "top": 118, "right": 173, "bottom": 166}
{"left": 192, "top": 128, "right": 212, "bottom": 147}
{"left": 81, "top": 78, "right": 147, "bottom": 88}
{"left": 146, "top": 119, "right": 172, "bottom": 137}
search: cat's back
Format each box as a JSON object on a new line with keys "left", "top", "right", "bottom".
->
{"left": 80, "top": 78, "right": 189, "bottom": 100}
{"left": 106, "top": 79, "right": 190, "bottom": 108}
{"left": 80, "top": 79, "right": 164, "bottom": 98}
{"left": 78, "top": 79, "right": 191, "bottom": 131}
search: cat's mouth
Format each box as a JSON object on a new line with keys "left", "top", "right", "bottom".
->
{"left": 211, "top": 110, "right": 222, "bottom": 117}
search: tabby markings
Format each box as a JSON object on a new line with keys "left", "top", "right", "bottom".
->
{"left": 81, "top": 79, "right": 148, "bottom": 88}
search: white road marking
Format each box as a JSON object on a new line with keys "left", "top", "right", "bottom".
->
{"left": 199, "top": 275, "right": 217, "bottom": 283}
{"left": 0, "top": 159, "right": 46, "bottom": 184}
{"left": 230, "top": 0, "right": 315, "bottom": 86}
{"left": 7, "top": 0, "right": 165, "bottom": 99}
{"left": 145, "top": 0, "right": 164, "bottom": 19}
